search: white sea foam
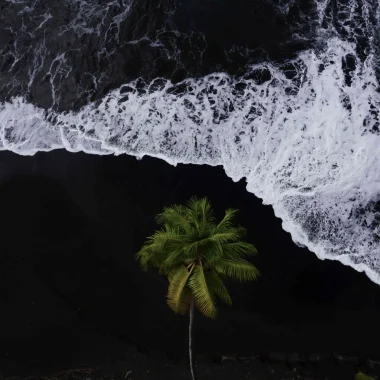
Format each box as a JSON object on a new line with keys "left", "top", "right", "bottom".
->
{"left": 1, "top": 35, "right": 379, "bottom": 282}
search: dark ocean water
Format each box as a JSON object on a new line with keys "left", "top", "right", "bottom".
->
{"left": 0, "top": 0, "right": 317, "bottom": 110}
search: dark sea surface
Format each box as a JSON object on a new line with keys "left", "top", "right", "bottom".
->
{"left": 0, "top": 0, "right": 316, "bottom": 110}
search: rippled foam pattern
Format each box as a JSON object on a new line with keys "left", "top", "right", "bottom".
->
{"left": 0, "top": 0, "right": 380, "bottom": 282}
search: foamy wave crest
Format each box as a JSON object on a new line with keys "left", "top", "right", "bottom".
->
{"left": 1, "top": 36, "right": 379, "bottom": 282}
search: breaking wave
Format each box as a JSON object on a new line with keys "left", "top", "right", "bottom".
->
{"left": 0, "top": 0, "right": 380, "bottom": 282}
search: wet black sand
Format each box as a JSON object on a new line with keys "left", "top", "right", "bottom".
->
{"left": 0, "top": 150, "right": 379, "bottom": 378}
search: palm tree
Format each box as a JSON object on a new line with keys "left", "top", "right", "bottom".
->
{"left": 356, "top": 372, "right": 376, "bottom": 380}
{"left": 136, "top": 197, "right": 259, "bottom": 380}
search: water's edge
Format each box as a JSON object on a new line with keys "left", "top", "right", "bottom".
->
{"left": 1, "top": 0, "right": 379, "bottom": 283}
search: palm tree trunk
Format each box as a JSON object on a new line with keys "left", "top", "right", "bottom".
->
{"left": 189, "top": 299, "right": 196, "bottom": 380}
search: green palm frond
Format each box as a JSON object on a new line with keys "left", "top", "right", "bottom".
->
{"left": 136, "top": 228, "right": 183, "bottom": 271}
{"left": 145, "top": 230, "right": 182, "bottom": 252}
{"left": 188, "top": 265, "right": 217, "bottom": 319}
{"left": 214, "top": 208, "right": 238, "bottom": 232}
{"left": 136, "top": 244, "right": 164, "bottom": 271}
{"left": 157, "top": 205, "right": 191, "bottom": 231}
{"left": 221, "top": 241, "right": 258, "bottom": 259}
{"left": 356, "top": 372, "right": 376, "bottom": 380}
{"left": 150, "top": 228, "right": 183, "bottom": 243}
{"left": 183, "top": 236, "right": 215, "bottom": 257}
{"left": 161, "top": 246, "right": 193, "bottom": 273}
{"left": 209, "top": 227, "right": 247, "bottom": 244}
{"left": 135, "top": 250, "right": 149, "bottom": 271}
{"left": 213, "top": 258, "right": 260, "bottom": 282}
{"left": 136, "top": 196, "right": 260, "bottom": 321}
{"left": 206, "top": 270, "right": 232, "bottom": 305}
{"left": 187, "top": 197, "right": 215, "bottom": 230}
{"left": 167, "top": 266, "right": 194, "bottom": 314}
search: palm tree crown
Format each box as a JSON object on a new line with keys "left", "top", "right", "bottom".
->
{"left": 136, "top": 197, "right": 259, "bottom": 319}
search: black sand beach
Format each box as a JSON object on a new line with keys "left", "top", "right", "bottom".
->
{"left": 1, "top": 0, "right": 380, "bottom": 378}
{"left": 0, "top": 150, "right": 379, "bottom": 379}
